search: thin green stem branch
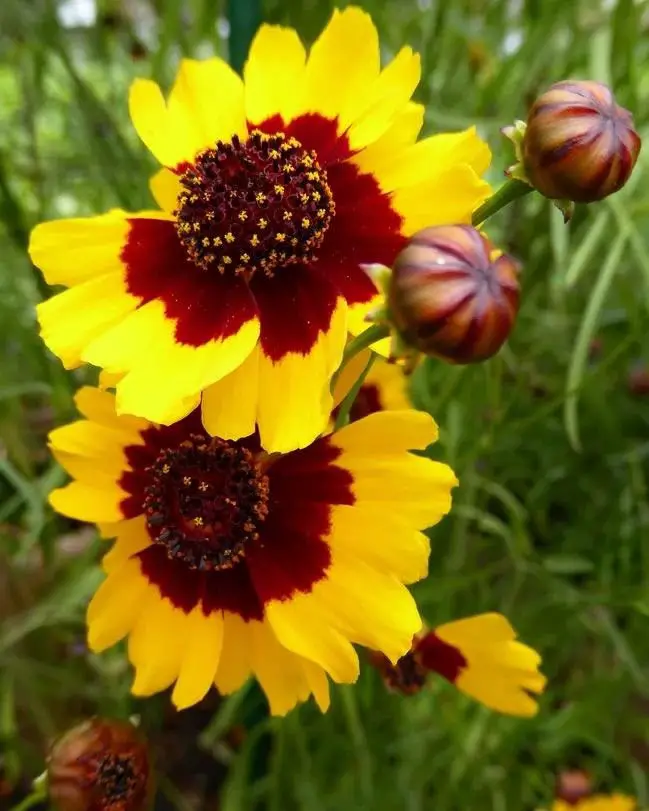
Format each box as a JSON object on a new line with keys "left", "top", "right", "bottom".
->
{"left": 472, "top": 179, "right": 533, "bottom": 226}
{"left": 334, "top": 352, "right": 376, "bottom": 430}
{"left": 330, "top": 323, "right": 389, "bottom": 393}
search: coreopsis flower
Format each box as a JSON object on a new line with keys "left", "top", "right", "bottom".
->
{"left": 29, "top": 7, "right": 490, "bottom": 454}
{"left": 332, "top": 348, "right": 410, "bottom": 423}
{"left": 552, "top": 796, "right": 636, "bottom": 811}
{"left": 505, "top": 81, "right": 640, "bottom": 210}
{"left": 48, "top": 387, "right": 456, "bottom": 715}
{"left": 370, "top": 613, "right": 546, "bottom": 717}
{"left": 47, "top": 718, "right": 153, "bottom": 811}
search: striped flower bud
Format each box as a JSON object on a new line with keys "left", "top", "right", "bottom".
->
{"left": 47, "top": 718, "right": 153, "bottom": 811}
{"left": 523, "top": 80, "right": 641, "bottom": 203}
{"left": 389, "top": 225, "right": 520, "bottom": 364}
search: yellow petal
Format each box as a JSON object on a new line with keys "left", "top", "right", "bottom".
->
{"left": 331, "top": 348, "right": 372, "bottom": 408}
{"left": 309, "top": 549, "right": 422, "bottom": 662}
{"left": 372, "top": 127, "right": 491, "bottom": 192}
{"left": 391, "top": 163, "right": 491, "bottom": 235}
{"left": 37, "top": 272, "right": 140, "bottom": 369}
{"left": 249, "top": 622, "right": 312, "bottom": 716}
{"left": 347, "top": 47, "right": 421, "bottom": 151}
{"left": 346, "top": 290, "right": 393, "bottom": 359}
{"left": 149, "top": 168, "right": 182, "bottom": 213}
{"left": 332, "top": 409, "right": 439, "bottom": 457}
{"left": 87, "top": 558, "right": 148, "bottom": 651}
{"left": 244, "top": 25, "right": 307, "bottom": 123}
{"left": 201, "top": 344, "right": 259, "bottom": 440}
{"left": 172, "top": 607, "right": 224, "bottom": 710}
{"left": 102, "top": 516, "right": 151, "bottom": 574}
{"left": 300, "top": 658, "right": 331, "bottom": 712}
{"left": 301, "top": 8, "right": 379, "bottom": 128}
{"left": 29, "top": 211, "right": 130, "bottom": 287}
{"left": 129, "top": 78, "right": 196, "bottom": 167}
{"left": 455, "top": 667, "right": 542, "bottom": 717}
{"left": 73, "top": 386, "right": 149, "bottom": 437}
{"left": 265, "top": 597, "right": 359, "bottom": 684}
{"left": 365, "top": 360, "right": 411, "bottom": 411}
{"left": 343, "top": 453, "right": 457, "bottom": 528}
{"left": 353, "top": 102, "right": 425, "bottom": 177}
{"left": 49, "top": 481, "right": 125, "bottom": 523}
{"left": 168, "top": 58, "right": 247, "bottom": 154}
{"left": 256, "top": 298, "right": 346, "bottom": 453}
{"left": 129, "top": 590, "right": 188, "bottom": 697}
{"left": 82, "top": 299, "right": 260, "bottom": 426}
{"left": 329, "top": 504, "right": 429, "bottom": 584}
{"left": 214, "top": 613, "right": 253, "bottom": 695}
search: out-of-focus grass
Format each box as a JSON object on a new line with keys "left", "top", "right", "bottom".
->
{"left": 1, "top": 0, "right": 648, "bottom": 809}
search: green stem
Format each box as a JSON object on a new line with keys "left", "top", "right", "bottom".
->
{"left": 334, "top": 353, "right": 376, "bottom": 430}
{"left": 471, "top": 179, "right": 532, "bottom": 226}
{"left": 330, "top": 323, "right": 389, "bottom": 393}
{"left": 227, "top": 0, "right": 262, "bottom": 74}
{"left": 10, "top": 787, "right": 46, "bottom": 811}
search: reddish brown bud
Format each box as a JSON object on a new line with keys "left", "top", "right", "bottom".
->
{"left": 628, "top": 363, "right": 649, "bottom": 396}
{"left": 389, "top": 225, "right": 520, "bottom": 364}
{"left": 367, "top": 647, "right": 428, "bottom": 696}
{"left": 47, "top": 718, "right": 153, "bottom": 811}
{"left": 555, "top": 769, "right": 592, "bottom": 804}
{"left": 523, "top": 80, "right": 641, "bottom": 203}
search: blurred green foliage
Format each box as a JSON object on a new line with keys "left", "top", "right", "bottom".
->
{"left": 0, "top": 0, "right": 648, "bottom": 809}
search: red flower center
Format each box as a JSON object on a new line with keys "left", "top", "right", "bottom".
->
{"left": 142, "top": 435, "right": 270, "bottom": 572}
{"left": 174, "top": 130, "right": 336, "bottom": 277}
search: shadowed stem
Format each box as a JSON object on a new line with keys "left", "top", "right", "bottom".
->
{"left": 334, "top": 352, "right": 376, "bottom": 430}
{"left": 228, "top": 0, "right": 262, "bottom": 73}
{"left": 472, "top": 179, "right": 533, "bottom": 226}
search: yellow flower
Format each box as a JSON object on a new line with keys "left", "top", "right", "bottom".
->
{"left": 552, "top": 797, "right": 636, "bottom": 811}
{"left": 370, "top": 612, "right": 546, "bottom": 717}
{"left": 29, "top": 7, "right": 490, "bottom": 454}
{"left": 48, "top": 387, "right": 457, "bottom": 715}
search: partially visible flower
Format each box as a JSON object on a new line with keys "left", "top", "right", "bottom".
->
{"left": 370, "top": 612, "right": 546, "bottom": 717}
{"left": 29, "top": 7, "right": 491, "bottom": 454}
{"left": 389, "top": 225, "right": 520, "bottom": 364}
{"left": 48, "top": 387, "right": 456, "bottom": 715}
{"left": 332, "top": 348, "right": 410, "bottom": 424}
{"left": 505, "top": 80, "right": 640, "bottom": 207}
{"left": 552, "top": 795, "right": 636, "bottom": 811}
{"left": 47, "top": 718, "right": 153, "bottom": 811}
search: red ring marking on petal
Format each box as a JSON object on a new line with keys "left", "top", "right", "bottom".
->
{"left": 117, "top": 418, "right": 352, "bottom": 620}
{"left": 250, "top": 264, "right": 339, "bottom": 360}
{"left": 415, "top": 632, "right": 468, "bottom": 684}
{"left": 252, "top": 114, "right": 353, "bottom": 166}
{"left": 121, "top": 218, "right": 259, "bottom": 347}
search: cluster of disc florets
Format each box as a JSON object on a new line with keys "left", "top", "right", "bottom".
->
{"left": 142, "top": 435, "right": 269, "bottom": 572}
{"left": 174, "top": 130, "right": 335, "bottom": 277}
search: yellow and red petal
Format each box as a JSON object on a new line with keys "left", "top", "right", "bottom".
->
{"left": 419, "top": 613, "right": 547, "bottom": 717}
{"left": 172, "top": 607, "right": 225, "bottom": 710}
{"left": 87, "top": 557, "right": 150, "bottom": 652}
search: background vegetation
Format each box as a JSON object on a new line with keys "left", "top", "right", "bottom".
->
{"left": 1, "top": 0, "right": 648, "bottom": 809}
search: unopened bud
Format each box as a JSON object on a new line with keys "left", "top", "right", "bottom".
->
{"left": 47, "top": 718, "right": 153, "bottom": 811}
{"left": 389, "top": 225, "right": 520, "bottom": 364}
{"left": 523, "top": 80, "right": 641, "bottom": 203}
{"left": 555, "top": 769, "right": 592, "bottom": 804}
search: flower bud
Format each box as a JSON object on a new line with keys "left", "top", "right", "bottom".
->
{"left": 389, "top": 225, "right": 520, "bottom": 364}
{"left": 47, "top": 718, "right": 153, "bottom": 811}
{"left": 523, "top": 80, "right": 641, "bottom": 203}
{"left": 555, "top": 769, "right": 592, "bottom": 804}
